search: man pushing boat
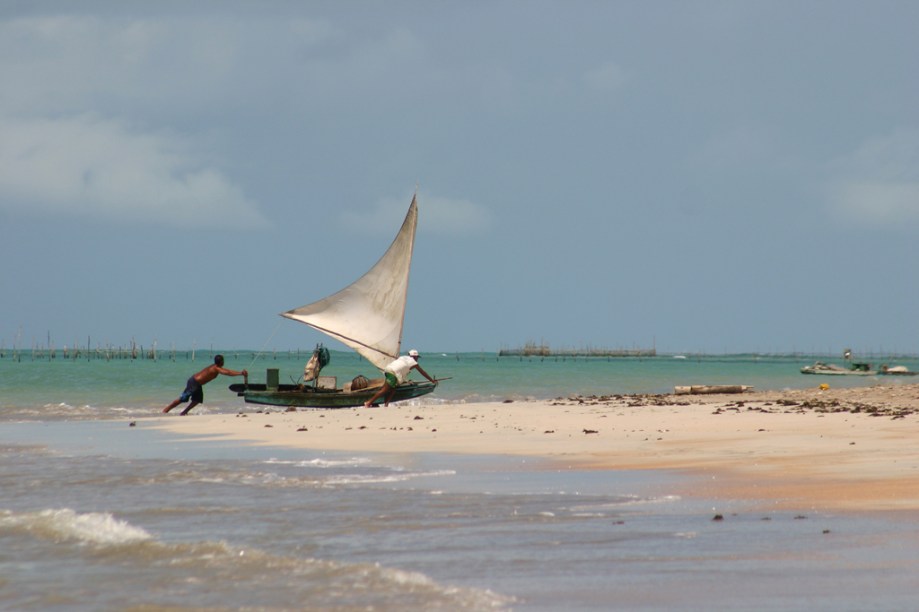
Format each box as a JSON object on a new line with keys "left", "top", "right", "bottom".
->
{"left": 163, "top": 354, "right": 248, "bottom": 415}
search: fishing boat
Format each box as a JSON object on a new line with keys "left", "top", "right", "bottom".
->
{"left": 232, "top": 376, "right": 437, "bottom": 409}
{"left": 800, "top": 361, "right": 876, "bottom": 376}
{"left": 230, "top": 195, "right": 438, "bottom": 408}
{"left": 879, "top": 365, "right": 919, "bottom": 376}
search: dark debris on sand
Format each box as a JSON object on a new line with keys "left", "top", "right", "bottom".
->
{"left": 556, "top": 393, "right": 692, "bottom": 408}
{"left": 555, "top": 390, "right": 919, "bottom": 420}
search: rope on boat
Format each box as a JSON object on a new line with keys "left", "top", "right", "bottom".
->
{"left": 248, "top": 320, "right": 283, "bottom": 369}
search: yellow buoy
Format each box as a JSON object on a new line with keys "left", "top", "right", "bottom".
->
{"left": 819, "top": 383, "right": 829, "bottom": 391}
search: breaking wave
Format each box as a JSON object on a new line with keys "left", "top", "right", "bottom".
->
{"left": 0, "top": 507, "right": 514, "bottom": 610}
{"left": 0, "top": 508, "right": 152, "bottom": 546}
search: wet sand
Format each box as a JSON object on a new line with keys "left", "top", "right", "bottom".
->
{"left": 149, "top": 383, "right": 919, "bottom": 512}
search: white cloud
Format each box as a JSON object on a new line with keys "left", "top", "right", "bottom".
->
{"left": 341, "top": 192, "right": 491, "bottom": 235}
{"left": 0, "top": 14, "right": 339, "bottom": 117}
{"left": 583, "top": 61, "right": 627, "bottom": 93}
{"left": 824, "top": 128, "right": 919, "bottom": 228}
{"left": 0, "top": 15, "right": 157, "bottom": 114}
{"left": 0, "top": 114, "right": 269, "bottom": 229}
{"left": 422, "top": 194, "right": 492, "bottom": 234}
{"left": 0, "top": 14, "right": 267, "bottom": 230}
{"left": 829, "top": 181, "right": 919, "bottom": 226}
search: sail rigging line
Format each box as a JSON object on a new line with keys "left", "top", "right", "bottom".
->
{"left": 297, "top": 322, "right": 398, "bottom": 367}
{"left": 247, "top": 319, "right": 283, "bottom": 370}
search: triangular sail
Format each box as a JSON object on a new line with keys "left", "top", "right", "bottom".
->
{"left": 281, "top": 196, "right": 418, "bottom": 371}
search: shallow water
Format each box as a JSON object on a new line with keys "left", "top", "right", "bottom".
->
{"left": 2, "top": 420, "right": 917, "bottom": 610}
{"left": 3, "top": 352, "right": 918, "bottom": 609}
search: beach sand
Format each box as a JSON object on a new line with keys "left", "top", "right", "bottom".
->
{"left": 149, "top": 383, "right": 919, "bottom": 512}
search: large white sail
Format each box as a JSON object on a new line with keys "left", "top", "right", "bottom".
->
{"left": 281, "top": 196, "right": 418, "bottom": 371}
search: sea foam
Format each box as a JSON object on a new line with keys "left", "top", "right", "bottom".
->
{"left": 0, "top": 508, "right": 152, "bottom": 546}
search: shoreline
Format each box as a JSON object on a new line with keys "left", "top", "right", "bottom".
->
{"left": 148, "top": 383, "right": 919, "bottom": 512}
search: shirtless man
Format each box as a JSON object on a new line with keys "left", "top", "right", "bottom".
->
{"left": 163, "top": 354, "right": 248, "bottom": 415}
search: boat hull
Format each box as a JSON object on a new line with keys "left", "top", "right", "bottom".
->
{"left": 229, "top": 381, "right": 436, "bottom": 408}
{"left": 800, "top": 369, "right": 875, "bottom": 376}
{"left": 800, "top": 363, "right": 876, "bottom": 376}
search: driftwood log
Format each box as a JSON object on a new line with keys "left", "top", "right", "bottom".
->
{"left": 674, "top": 385, "right": 754, "bottom": 395}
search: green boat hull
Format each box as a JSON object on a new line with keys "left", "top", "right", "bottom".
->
{"left": 229, "top": 380, "right": 437, "bottom": 408}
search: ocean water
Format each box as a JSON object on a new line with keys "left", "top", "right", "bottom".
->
{"left": 3, "top": 349, "right": 919, "bottom": 418}
{"left": 2, "top": 351, "right": 919, "bottom": 610}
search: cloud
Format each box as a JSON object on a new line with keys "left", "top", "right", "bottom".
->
{"left": 0, "top": 13, "right": 339, "bottom": 117}
{"left": 422, "top": 194, "right": 493, "bottom": 234}
{"left": 341, "top": 193, "right": 491, "bottom": 236}
{"left": 0, "top": 15, "right": 171, "bottom": 115}
{"left": 829, "top": 181, "right": 919, "bottom": 226}
{"left": 0, "top": 113, "right": 269, "bottom": 229}
{"left": 0, "top": 14, "right": 272, "bottom": 229}
{"left": 824, "top": 128, "right": 919, "bottom": 228}
{"left": 582, "top": 61, "right": 627, "bottom": 93}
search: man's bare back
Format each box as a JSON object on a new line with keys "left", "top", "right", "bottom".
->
{"left": 193, "top": 364, "right": 240, "bottom": 385}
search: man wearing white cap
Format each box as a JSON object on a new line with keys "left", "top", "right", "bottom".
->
{"left": 364, "top": 349, "right": 436, "bottom": 407}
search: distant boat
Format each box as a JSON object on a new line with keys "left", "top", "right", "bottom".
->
{"left": 230, "top": 196, "right": 438, "bottom": 408}
{"left": 879, "top": 364, "right": 919, "bottom": 376}
{"left": 800, "top": 361, "right": 876, "bottom": 376}
{"left": 673, "top": 355, "right": 687, "bottom": 360}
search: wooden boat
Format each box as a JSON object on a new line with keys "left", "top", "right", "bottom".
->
{"left": 231, "top": 195, "right": 439, "bottom": 408}
{"left": 229, "top": 380, "right": 437, "bottom": 408}
{"left": 800, "top": 361, "right": 876, "bottom": 376}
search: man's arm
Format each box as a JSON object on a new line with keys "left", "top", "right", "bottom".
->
{"left": 218, "top": 367, "right": 249, "bottom": 380}
{"left": 413, "top": 364, "right": 436, "bottom": 384}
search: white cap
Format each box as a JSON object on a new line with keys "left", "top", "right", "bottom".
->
{"left": 408, "top": 349, "right": 419, "bottom": 357}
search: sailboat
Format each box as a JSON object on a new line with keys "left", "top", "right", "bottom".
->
{"left": 230, "top": 195, "right": 438, "bottom": 408}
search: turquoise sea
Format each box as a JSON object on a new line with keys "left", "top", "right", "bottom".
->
{"left": 2, "top": 350, "right": 918, "bottom": 610}
{"left": 4, "top": 348, "right": 919, "bottom": 419}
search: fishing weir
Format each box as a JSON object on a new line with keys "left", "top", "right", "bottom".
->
{"left": 0, "top": 339, "right": 313, "bottom": 364}
{"left": 499, "top": 343, "right": 656, "bottom": 358}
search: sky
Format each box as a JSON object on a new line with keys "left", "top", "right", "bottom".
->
{"left": 2, "top": 1, "right": 918, "bottom": 356}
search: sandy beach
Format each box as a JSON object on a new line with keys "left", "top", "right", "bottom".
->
{"left": 150, "top": 383, "right": 919, "bottom": 513}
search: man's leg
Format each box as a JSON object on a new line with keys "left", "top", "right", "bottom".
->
{"left": 180, "top": 401, "right": 200, "bottom": 416}
{"left": 383, "top": 386, "right": 398, "bottom": 407}
{"left": 364, "top": 383, "right": 391, "bottom": 407}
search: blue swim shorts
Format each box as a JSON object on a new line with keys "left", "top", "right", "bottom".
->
{"left": 179, "top": 377, "right": 204, "bottom": 404}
